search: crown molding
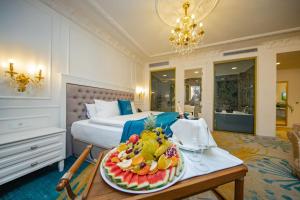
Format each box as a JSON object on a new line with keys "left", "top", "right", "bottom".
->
{"left": 88, "top": 0, "right": 150, "bottom": 57}
{"left": 150, "top": 27, "right": 300, "bottom": 58}
{"left": 37, "top": 0, "right": 145, "bottom": 65}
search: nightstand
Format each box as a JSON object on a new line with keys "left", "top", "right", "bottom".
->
{"left": 0, "top": 127, "right": 66, "bottom": 185}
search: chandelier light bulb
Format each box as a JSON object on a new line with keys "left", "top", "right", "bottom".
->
{"left": 191, "top": 14, "right": 195, "bottom": 19}
{"left": 199, "top": 22, "right": 203, "bottom": 27}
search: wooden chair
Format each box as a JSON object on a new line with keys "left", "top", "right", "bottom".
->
{"left": 56, "top": 145, "right": 104, "bottom": 200}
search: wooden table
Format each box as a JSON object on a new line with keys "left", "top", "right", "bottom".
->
{"left": 85, "top": 150, "right": 248, "bottom": 200}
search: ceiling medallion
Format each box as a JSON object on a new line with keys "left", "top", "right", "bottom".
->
{"left": 156, "top": 0, "right": 219, "bottom": 55}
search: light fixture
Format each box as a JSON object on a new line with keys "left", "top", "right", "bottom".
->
{"left": 1, "top": 60, "right": 45, "bottom": 92}
{"left": 168, "top": 0, "right": 206, "bottom": 55}
{"left": 163, "top": 74, "right": 168, "bottom": 77}
{"left": 276, "top": 62, "right": 280, "bottom": 65}
{"left": 194, "top": 71, "right": 199, "bottom": 74}
{"left": 135, "top": 86, "right": 145, "bottom": 100}
{"left": 232, "top": 67, "right": 237, "bottom": 70}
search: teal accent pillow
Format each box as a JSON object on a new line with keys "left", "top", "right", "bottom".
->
{"left": 118, "top": 99, "right": 133, "bottom": 115}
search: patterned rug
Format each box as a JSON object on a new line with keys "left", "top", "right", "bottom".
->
{"left": 1, "top": 132, "right": 299, "bottom": 200}
{"left": 213, "top": 131, "right": 300, "bottom": 200}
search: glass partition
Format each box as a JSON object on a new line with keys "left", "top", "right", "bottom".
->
{"left": 214, "top": 58, "right": 256, "bottom": 134}
{"left": 150, "top": 69, "right": 175, "bottom": 112}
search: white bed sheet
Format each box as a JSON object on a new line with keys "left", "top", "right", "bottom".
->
{"left": 89, "top": 111, "right": 162, "bottom": 128}
{"left": 71, "top": 119, "right": 122, "bottom": 149}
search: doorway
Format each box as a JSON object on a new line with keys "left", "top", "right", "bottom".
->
{"left": 150, "top": 69, "right": 175, "bottom": 112}
{"left": 276, "top": 50, "right": 300, "bottom": 139}
{"left": 213, "top": 58, "right": 256, "bottom": 134}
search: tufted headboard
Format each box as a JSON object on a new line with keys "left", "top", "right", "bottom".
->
{"left": 66, "top": 83, "right": 134, "bottom": 155}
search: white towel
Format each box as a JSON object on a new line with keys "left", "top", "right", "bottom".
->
{"left": 170, "top": 118, "right": 217, "bottom": 149}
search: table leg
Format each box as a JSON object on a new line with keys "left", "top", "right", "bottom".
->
{"left": 234, "top": 178, "right": 244, "bottom": 200}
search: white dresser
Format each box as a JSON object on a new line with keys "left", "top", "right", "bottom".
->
{"left": 0, "top": 127, "right": 66, "bottom": 185}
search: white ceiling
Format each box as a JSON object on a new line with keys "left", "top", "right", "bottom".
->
{"left": 42, "top": 0, "right": 300, "bottom": 59}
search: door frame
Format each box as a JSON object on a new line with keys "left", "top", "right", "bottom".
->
{"left": 213, "top": 57, "right": 257, "bottom": 135}
{"left": 149, "top": 68, "right": 176, "bottom": 111}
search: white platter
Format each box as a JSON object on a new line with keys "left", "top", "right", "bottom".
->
{"left": 99, "top": 149, "right": 185, "bottom": 194}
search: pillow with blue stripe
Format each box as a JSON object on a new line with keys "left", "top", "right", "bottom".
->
{"left": 118, "top": 99, "right": 133, "bottom": 115}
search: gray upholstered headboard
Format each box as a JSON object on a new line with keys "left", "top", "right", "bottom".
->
{"left": 66, "top": 83, "right": 134, "bottom": 155}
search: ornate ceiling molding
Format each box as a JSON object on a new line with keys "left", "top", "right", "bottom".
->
{"left": 38, "top": 0, "right": 145, "bottom": 65}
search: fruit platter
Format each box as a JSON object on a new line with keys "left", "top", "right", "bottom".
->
{"left": 100, "top": 127, "right": 184, "bottom": 194}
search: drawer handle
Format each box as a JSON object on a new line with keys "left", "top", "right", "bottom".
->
{"left": 30, "top": 145, "right": 39, "bottom": 150}
{"left": 30, "top": 162, "right": 39, "bottom": 167}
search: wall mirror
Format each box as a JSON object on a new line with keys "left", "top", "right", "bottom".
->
{"left": 184, "top": 68, "right": 202, "bottom": 117}
{"left": 276, "top": 81, "right": 288, "bottom": 126}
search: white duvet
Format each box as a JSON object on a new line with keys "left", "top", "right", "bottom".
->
{"left": 89, "top": 111, "right": 162, "bottom": 128}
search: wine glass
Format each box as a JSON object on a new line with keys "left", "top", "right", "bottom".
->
{"left": 188, "top": 127, "right": 210, "bottom": 172}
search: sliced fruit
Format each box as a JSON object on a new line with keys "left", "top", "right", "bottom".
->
{"left": 104, "top": 161, "right": 116, "bottom": 172}
{"left": 137, "top": 165, "right": 150, "bottom": 175}
{"left": 132, "top": 155, "right": 144, "bottom": 165}
{"left": 111, "top": 157, "right": 120, "bottom": 163}
{"left": 128, "top": 174, "right": 138, "bottom": 189}
{"left": 117, "top": 159, "right": 132, "bottom": 169}
{"left": 148, "top": 169, "right": 170, "bottom": 189}
{"left": 170, "top": 156, "right": 179, "bottom": 167}
{"left": 141, "top": 151, "right": 154, "bottom": 161}
{"left": 142, "top": 139, "right": 159, "bottom": 154}
{"left": 154, "top": 144, "right": 168, "bottom": 157}
{"left": 149, "top": 161, "right": 158, "bottom": 172}
{"left": 118, "top": 150, "right": 127, "bottom": 159}
{"left": 123, "top": 171, "right": 134, "bottom": 186}
{"left": 107, "top": 165, "right": 122, "bottom": 179}
{"left": 114, "top": 170, "right": 126, "bottom": 183}
{"left": 136, "top": 175, "right": 149, "bottom": 190}
{"left": 117, "top": 143, "right": 127, "bottom": 152}
{"left": 168, "top": 167, "right": 176, "bottom": 182}
{"left": 157, "top": 154, "right": 172, "bottom": 170}
{"left": 116, "top": 170, "right": 131, "bottom": 187}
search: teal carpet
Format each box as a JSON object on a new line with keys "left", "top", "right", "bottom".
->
{"left": 0, "top": 157, "right": 89, "bottom": 200}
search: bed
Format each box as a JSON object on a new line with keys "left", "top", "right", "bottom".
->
{"left": 71, "top": 111, "right": 161, "bottom": 150}
{"left": 66, "top": 83, "right": 135, "bottom": 157}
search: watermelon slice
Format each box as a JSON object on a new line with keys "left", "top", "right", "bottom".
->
{"left": 136, "top": 175, "right": 149, "bottom": 190}
{"left": 107, "top": 165, "right": 122, "bottom": 180}
{"left": 114, "top": 170, "right": 126, "bottom": 183}
{"left": 116, "top": 171, "right": 131, "bottom": 187}
{"left": 123, "top": 171, "right": 134, "bottom": 187}
{"left": 148, "top": 169, "right": 170, "bottom": 189}
{"left": 168, "top": 167, "right": 176, "bottom": 182}
{"left": 104, "top": 161, "right": 116, "bottom": 172}
{"left": 127, "top": 174, "right": 138, "bottom": 189}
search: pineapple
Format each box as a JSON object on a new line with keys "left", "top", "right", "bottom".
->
{"left": 144, "top": 114, "right": 157, "bottom": 131}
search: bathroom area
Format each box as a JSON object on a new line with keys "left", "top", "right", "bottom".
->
{"left": 214, "top": 58, "right": 255, "bottom": 134}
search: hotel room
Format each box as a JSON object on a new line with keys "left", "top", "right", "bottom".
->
{"left": 0, "top": 0, "right": 300, "bottom": 199}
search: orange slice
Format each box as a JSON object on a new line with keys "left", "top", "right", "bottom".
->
{"left": 157, "top": 154, "right": 172, "bottom": 170}
{"left": 137, "top": 165, "right": 150, "bottom": 175}
{"left": 132, "top": 155, "right": 144, "bottom": 165}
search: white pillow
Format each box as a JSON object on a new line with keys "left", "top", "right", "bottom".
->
{"left": 85, "top": 104, "right": 97, "bottom": 119}
{"left": 94, "top": 99, "right": 120, "bottom": 118}
{"left": 131, "top": 102, "right": 137, "bottom": 113}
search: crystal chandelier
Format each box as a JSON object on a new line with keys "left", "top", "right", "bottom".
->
{"left": 168, "top": 0, "right": 205, "bottom": 55}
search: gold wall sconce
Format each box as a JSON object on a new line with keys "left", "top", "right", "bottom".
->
{"left": 2, "top": 60, "right": 45, "bottom": 92}
{"left": 136, "top": 87, "right": 145, "bottom": 100}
